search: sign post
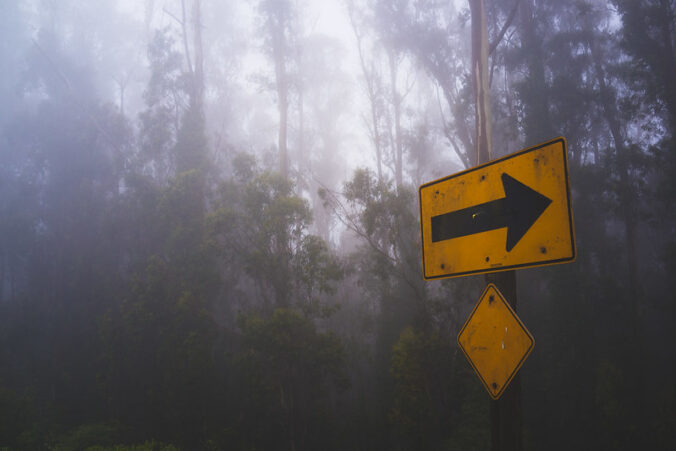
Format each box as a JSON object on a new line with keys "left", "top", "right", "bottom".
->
{"left": 418, "top": 137, "right": 576, "bottom": 451}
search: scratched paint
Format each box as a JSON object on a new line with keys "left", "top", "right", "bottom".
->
{"left": 419, "top": 137, "right": 576, "bottom": 280}
{"left": 457, "top": 284, "right": 534, "bottom": 400}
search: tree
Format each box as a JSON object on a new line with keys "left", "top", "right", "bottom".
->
{"left": 258, "top": 0, "right": 296, "bottom": 178}
{"left": 375, "top": 0, "right": 475, "bottom": 168}
{"left": 348, "top": 0, "right": 422, "bottom": 187}
{"left": 389, "top": 327, "right": 468, "bottom": 449}
{"left": 138, "top": 29, "right": 187, "bottom": 182}
{"left": 209, "top": 153, "right": 342, "bottom": 312}
{"left": 100, "top": 171, "right": 219, "bottom": 448}
{"left": 236, "top": 308, "right": 348, "bottom": 451}
{"left": 613, "top": 0, "right": 676, "bottom": 135}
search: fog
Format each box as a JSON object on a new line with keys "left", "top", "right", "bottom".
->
{"left": 1, "top": 0, "right": 675, "bottom": 450}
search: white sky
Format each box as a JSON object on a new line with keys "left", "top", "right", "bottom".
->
{"left": 111, "top": 0, "right": 466, "bottom": 188}
{"left": 115, "top": 0, "right": 372, "bottom": 170}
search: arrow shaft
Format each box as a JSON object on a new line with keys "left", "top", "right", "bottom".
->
{"left": 431, "top": 198, "right": 510, "bottom": 243}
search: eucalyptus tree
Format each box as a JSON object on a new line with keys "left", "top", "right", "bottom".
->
{"left": 257, "top": 0, "right": 298, "bottom": 179}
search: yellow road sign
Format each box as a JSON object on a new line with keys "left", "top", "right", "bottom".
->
{"left": 419, "top": 137, "right": 575, "bottom": 279}
{"left": 457, "top": 284, "right": 533, "bottom": 400}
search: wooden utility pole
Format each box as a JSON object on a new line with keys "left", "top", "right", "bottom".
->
{"left": 470, "top": 0, "right": 491, "bottom": 166}
{"left": 469, "top": 0, "right": 522, "bottom": 450}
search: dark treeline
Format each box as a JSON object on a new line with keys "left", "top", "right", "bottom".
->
{"left": 1, "top": 0, "right": 675, "bottom": 450}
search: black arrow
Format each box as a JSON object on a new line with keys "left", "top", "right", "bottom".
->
{"left": 431, "top": 173, "right": 552, "bottom": 252}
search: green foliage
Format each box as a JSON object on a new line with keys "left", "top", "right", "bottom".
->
{"left": 613, "top": 0, "right": 676, "bottom": 132}
{"left": 236, "top": 308, "right": 348, "bottom": 450}
{"left": 138, "top": 29, "right": 187, "bottom": 180}
{"left": 651, "top": 383, "right": 676, "bottom": 449}
{"left": 0, "top": 383, "right": 37, "bottom": 450}
{"left": 443, "top": 382, "right": 490, "bottom": 451}
{"left": 390, "top": 328, "right": 444, "bottom": 437}
{"left": 210, "top": 154, "right": 342, "bottom": 312}
{"left": 98, "top": 167, "right": 218, "bottom": 447}
{"left": 51, "top": 423, "right": 120, "bottom": 451}
{"left": 84, "top": 441, "right": 179, "bottom": 451}
{"left": 342, "top": 169, "right": 421, "bottom": 297}
{"left": 594, "top": 359, "right": 627, "bottom": 448}
{"left": 99, "top": 252, "right": 218, "bottom": 446}
{"left": 293, "top": 235, "right": 344, "bottom": 317}
{"left": 238, "top": 309, "right": 348, "bottom": 391}
{"left": 390, "top": 327, "right": 482, "bottom": 450}
{"left": 1, "top": 2, "right": 676, "bottom": 450}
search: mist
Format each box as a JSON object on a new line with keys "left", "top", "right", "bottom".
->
{"left": 1, "top": 0, "right": 675, "bottom": 450}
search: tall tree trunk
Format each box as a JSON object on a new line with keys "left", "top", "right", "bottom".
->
{"left": 175, "top": 0, "right": 206, "bottom": 174}
{"left": 347, "top": 5, "right": 384, "bottom": 182}
{"left": 616, "top": 0, "right": 676, "bottom": 134}
{"left": 659, "top": 0, "right": 676, "bottom": 135}
{"left": 273, "top": 22, "right": 289, "bottom": 179}
{"left": 518, "top": 0, "right": 553, "bottom": 146}
{"left": 470, "top": 1, "right": 522, "bottom": 450}
{"left": 180, "top": 0, "right": 193, "bottom": 76}
{"left": 588, "top": 35, "right": 640, "bottom": 323}
{"left": 277, "top": 70, "right": 289, "bottom": 179}
{"left": 470, "top": 0, "right": 492, "bottom": 165}
{"left": 297, "top": 73, "right": 304, "bottom": 172}
{"left": 192, "top": 0, "right": 204, "bottom": 106}
{"left": 0, "top": 250, "right": 5, "bottom": 302}
{"left": 588, "top": 33, "right": 645, "bottom": 446}
{"left": 388, "top": 50, "right": 404, "bottom": 188}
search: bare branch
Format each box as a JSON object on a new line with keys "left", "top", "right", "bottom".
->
{"left": 435, "top": 84, "right": 471, "bottom": 168}
{"left": 162, "top": 7, "right": 183, "bottom": 26}
{"left": 489, "top": 45, "right": 498, "bottom": 87}
{"left": 163, "top": 2, "right": 193, "bottom": 75}
{"left": 489, "top": 0, "right": 521, "bottom": 55}
{"left": 31, "top": 38, "right": 119, "bottom": 150}
{"left": 313, "top": 177, "right": 399, "bottom": 266}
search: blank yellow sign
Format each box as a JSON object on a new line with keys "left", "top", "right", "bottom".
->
{"left": 457, "top": 284, "right": 533, "bottom": 400}
{"left": 419, "top": 137, "right": 575, "bottom": 279}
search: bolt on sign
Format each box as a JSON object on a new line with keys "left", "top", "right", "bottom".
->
{"left": 457, "top": 284, "right": 534, "bottom": 400}
{"left": 419, "top": 137, "right": 575, "bottom": 280}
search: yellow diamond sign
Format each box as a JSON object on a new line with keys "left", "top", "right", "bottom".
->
{"left": 419, "top": 137, "right": 575, "bottom": 279}
{"left": 457, "top": 283, "right": 534, "bottom": 400}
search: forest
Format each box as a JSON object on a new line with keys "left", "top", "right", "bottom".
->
{"left": 0, "top": 0, "right": 675, "bottom": 450}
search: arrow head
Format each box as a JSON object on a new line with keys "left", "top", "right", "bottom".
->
{"left": 501, "top": 173, "right": 552, "bottom": 252}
